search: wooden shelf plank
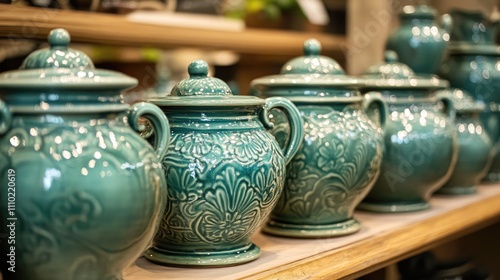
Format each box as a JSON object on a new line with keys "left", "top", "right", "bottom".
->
{"left": 124, "top": 184, "right": 500, "bottom": 280}
{"left": 0, "top": 5, "right": 345, "bottom": 58}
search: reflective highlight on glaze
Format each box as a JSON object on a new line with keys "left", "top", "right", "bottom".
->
{"left": 386, "top": 4, "right": 450, "bottom": 74}
{"left": 251, "top": 41, "right": 384, "bottom": 238}
{"left": 435, "top": 89, "right": 492, "bottom": 195}
{"left": 144, "top": 60, "right": 303, "bottom": 267}
{"left": 449, "top": 9, "right": 500, "bottom": 44}
{"left": 0, "top": 29, "right": 168, "bottom": 280}
{"left": 359, "top": 93, "right": 457, "bottom": 211}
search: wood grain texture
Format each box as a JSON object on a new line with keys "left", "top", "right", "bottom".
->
{"left": 0, "top": 5, "right": 345, "bottom": 58}
{"left": 124, "top": 185, "right": 500, "bottom": 280}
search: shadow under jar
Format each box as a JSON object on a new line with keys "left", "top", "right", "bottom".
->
{"left": 251, "top": 39, "right": 385, "bottom": 238}
{"left": 0, "top": 29, "right": 169, "bottom": 280}
{"left": 142, "top": 60, "right": 303, "bottom": 267}
{"left": 357, "top": 51, "right": 457, "bottom": 213}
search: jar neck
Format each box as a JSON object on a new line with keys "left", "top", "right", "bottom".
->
{"left": 162, "top": 106, "right": 263, "bottom": 132}
{"left": 0, "top": 89, "right": 126, "bottom": 114}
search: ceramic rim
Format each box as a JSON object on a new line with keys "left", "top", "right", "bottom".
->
{"left": 262, "top": 218, "right": 361, "bottom": 238}
{"left": 143, "top": 243, "right": 261, "bottom": 267}
{"left": 357, "top": 200, "right": 430, "bottom": 213}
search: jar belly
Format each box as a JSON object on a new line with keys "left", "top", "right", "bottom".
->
{"left": 155, "top": 128, "right": 285, "bottom": 251}
{"left": 270, "top": 106, "right": 382, "bottom": 225}
{"left": 0, "top": 122, "right": 166, "bottom": 280}
{"left": 443, "top": 123, "right": 491, "bottom": 189}
{"left": 365, "top": 115, "right": 456, "bottom": 203}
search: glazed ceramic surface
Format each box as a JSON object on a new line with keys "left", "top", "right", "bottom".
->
{"left": 143, "top": 60, "right": 303, "bottom": 266}
{"left": 358, "top": 51, "right": 457, "bottom": 213}
{"left": 386, "top": 4, "right": 451, "bottom": 74}
{"left": 251, "top": 39, "right": 384, "bottom": 238}
{"left": 439, "top": 45, "right": 500, "bottom": 182}
{"left": 435, "top": 89, "right": 492, "bottom": 195}
{"left": 449, "top": 9, "right": 499, "bottom": 44}
{"left": 0, "top": 29, "right": 169, "bottom": 280}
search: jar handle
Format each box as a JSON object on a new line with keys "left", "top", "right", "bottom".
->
{"left": 362, "top": 92, "right": 388, "bottom": 129}
{"left": 434, "top": 90, "right": 456, "bottom": 121}
{"left": 260, "top": 97, "right": 304, "bottom": 165}
{"left": 128, "top": 102, "right": 171, "bottom": 160}
{"left": 440, "top": 13, "right": 453, "bottom": 34}
{"left": 0, "top": 99, "right": 12, "bottom": 135}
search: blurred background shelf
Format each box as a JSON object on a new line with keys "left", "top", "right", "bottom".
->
{"left": 125, "top": 184, "right": 500, "bottom": 280}
{"left": 0, "top": 4, "right": 345, "bottom": 58}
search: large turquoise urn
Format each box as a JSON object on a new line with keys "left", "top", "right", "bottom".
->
{"left": 358, "top": 51, "right": 457, "bottom": 213}
{"left": 251, "top": 39, "right": 384, "bottom": 238}
{"left": 439, "top": 44, "right": 500, "bottom": 181}
{"left": 386, "top": 3, "right": 451, "bottom": 75}
{"left": 0, "top": 29, "right": 169, "bottom": 280}
{"left": 142, "top": 60, "right": 303, "bottom": 266}
{"left": 435, "top": 89, "right": 492, "bottom": 195}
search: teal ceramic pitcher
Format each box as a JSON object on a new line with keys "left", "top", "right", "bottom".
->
{"left": 0, "top": 29, "right": 170, "bottom": 280}
{"left": 439, "top": 44, "right": 500, "bottom": 182}
{"left": 449, "top": 9, "right": 500, "bottom": 44}
{"left": 435, "top": 89, "right": 492, "bottom": 195}
{"left": 386, "top": 3, "right": 451, "bottom": 75}
{"left": 251, "top": 39, "right": 384, "bottom": 238}
{"left": 358, "top": 51, "right": 457, "bottom": 213}
{"left": 142, "top": 60, "right": 303, "bottom": 266}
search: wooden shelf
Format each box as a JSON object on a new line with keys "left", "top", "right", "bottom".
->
{"left": 0, "top": 5, "right": 345, "bottom": 58}
{"left": 124, "top": 184, "right": 500, "bottom": 280}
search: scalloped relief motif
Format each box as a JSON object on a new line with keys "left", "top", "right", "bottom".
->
{"left": 156, "top": 128, "right": 285, "bottom": 247}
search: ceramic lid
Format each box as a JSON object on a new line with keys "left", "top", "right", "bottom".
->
{"left": 437, "top": 88, "right": 485, "bottom": 113}
{"left": 400, "top": 4, "right": 436, "bottom": 19}
{"left": 447, "top": 42, "right": 500, "bottom": 56}
{"left": 250, "top": 39, "right": 362, "bottom": 102}
{"left": 0, "top": 28, "right": 137, "bottom": 90}
{"left": 148, "top": 60, "right": 264, "bottom": 107}
{"left": 362, "top": 51, "right": 449, "bottom": 89}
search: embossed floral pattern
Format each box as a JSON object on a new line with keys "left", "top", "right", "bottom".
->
{"left": 157, "top": 128, "right": 285, "bottom": 248}
{"left": 271, "top": 105, "right": 383, "bottom": 224}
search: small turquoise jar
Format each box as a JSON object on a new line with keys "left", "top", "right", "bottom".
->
{"left": 439, "top": 44, "right": 500, "bottom": 182}
{"left": 435, "top": 89, "right": 492, "bottom": 195}
{"left": 251, "top": 40, "right": 385, "bottom": 238}
{"left": 358, "top": 51, "right": 457, "bottom": 212}
{"left": 448, "top": 9, "right": 499, "bottom": 44}
{"left": 142, "top": 60, "right": 303, "bottom": 266}
{"left": 386, "top": 3, "right": 451, "bottom": 75}
{"left": 0, "top": 29, "right": 169, "bottom": 280}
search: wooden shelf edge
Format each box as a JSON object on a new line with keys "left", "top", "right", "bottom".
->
{"left": 0, "top": 5, "right": 346, "bottom": 58}
{"left": 244, "top": 187, "right": 500, "bottom": 279}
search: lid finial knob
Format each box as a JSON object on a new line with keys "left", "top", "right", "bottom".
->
{"left": 48, "top": 28, "right": 71, "bottom": 49}
{"left": 188, "top": 60, "right": 209, "bottom": 78}
{"left": 385, "top": 50, "right": 399, "bottom": 63}
{"left": 304, "top": 39, "right": 321, "bottom": 56}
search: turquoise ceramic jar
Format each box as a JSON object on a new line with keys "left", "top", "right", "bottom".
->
{"left": 435, "top": 89, "right": 491, "bottom": 195}
{"left": 386, "top": 3, "right": 451, "bottom": 74}
{"left": 358, "top": 52, "right": 457, "bottom": 212}
{"left": 439, "top": 45, "right": 500, "bottom": 182}
{"left": 251, "top": 40, "right": 384, "bottom": 238}
{"left": 0, "top": 29, "right": 169, "bottom": 280}
{"left": 143, "top": 60, "right": 303, "bottom": 266}
{"left": 448, "top": 9, "right": 499, "bottom": 44}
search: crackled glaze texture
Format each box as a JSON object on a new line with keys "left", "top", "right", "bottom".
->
{"left": 359, "top": 93, "right": 456, "bottom": 212}
{"left": 0, "top": 29, "right": 168, "bottom": 280}
{"left": 269, "top": 104, "right": 383, "bottom": 231}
